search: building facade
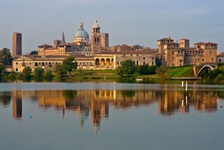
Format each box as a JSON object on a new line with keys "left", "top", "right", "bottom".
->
{"left": 158, "top": 37, "right": 218, "bottom": 67}
{"left": 13, "top": 49, "right": 157, "bottom": 72}
{"left": 12, "top": 32, "right": 22, "bottom": 57}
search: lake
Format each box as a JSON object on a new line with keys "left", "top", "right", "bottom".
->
{"left": 0, "top": 82, "right": 224, "bottom": 150}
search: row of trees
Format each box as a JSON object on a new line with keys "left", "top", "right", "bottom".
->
{"left": 115, "top": 59, "right": 159, "bottom": 77}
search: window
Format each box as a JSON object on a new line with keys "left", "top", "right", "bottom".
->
{"left": 219, "top": 59, "right": 221, "bottom": 62}
{"left": 16, "top": 68, "right": 18, "bottom": 71}
{"left": 212, "top": 58, "right": 213, "bottom": 61}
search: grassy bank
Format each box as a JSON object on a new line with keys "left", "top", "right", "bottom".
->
{"left": 165, "top": 66, "right": 194, "bottom": 78}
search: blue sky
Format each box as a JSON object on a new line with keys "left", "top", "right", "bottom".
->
{"left": 0, "top": 0, "right": 224, "bottom": 54}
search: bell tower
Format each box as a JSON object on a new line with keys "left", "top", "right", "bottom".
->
{"left": 91, "top": 19, "right": 101, "bottom": 47}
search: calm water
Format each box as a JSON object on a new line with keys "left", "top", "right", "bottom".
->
{"left": 0, "top": 82, "right": 224, "bottom": 150}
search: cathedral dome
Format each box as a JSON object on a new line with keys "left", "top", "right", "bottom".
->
{"left": 74, "top": 29, "right": 89, "bottom": 39}
{"left": 72, "top": 21, "right": 89, "bottom": 44}
{"left": 74, "top": 21, "right": 89, "bottom": 40}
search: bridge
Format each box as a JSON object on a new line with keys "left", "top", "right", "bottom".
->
{"left": 193, "top": 63, "right": 218, "bottom": 77}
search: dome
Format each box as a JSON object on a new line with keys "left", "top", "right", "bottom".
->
{"left": 74, "top": 29, "right": 89, "bottom": 39}
{"left": 72, "top": 21, "right": 89, "bottom": 44}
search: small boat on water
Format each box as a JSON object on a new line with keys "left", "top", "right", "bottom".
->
{"left": 136, "top": 78, "right": 143, "bottom": 81}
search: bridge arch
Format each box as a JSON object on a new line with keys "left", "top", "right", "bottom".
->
{"left": 197, "top": 65, "right": 215, "bottom": 77}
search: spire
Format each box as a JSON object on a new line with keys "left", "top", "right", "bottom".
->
{"left": 62, "top": 32, "right": 65, "bottom": 44}
{"left": 80, "top": 21, "right": 84, "bottom": 30}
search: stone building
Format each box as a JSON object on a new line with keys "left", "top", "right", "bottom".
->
{"left": 13, "top": 55, "right": 65, "bottom": 72}
{"left": 158, "top": 37, "right": 218, "bottom": 67}
{"left": 91, "top": 19, "right": 109, "bottom": 53}
{"left": 13, "top": 48, "right": 157, "bottom": 72}
{"left": 37, "top": 20, "right": 92, "bottom": 57}
{"left": 217, "top": 52, "right": 224, "bottom": 63}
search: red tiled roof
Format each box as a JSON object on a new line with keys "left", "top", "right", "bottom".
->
{"left": 38, "top": 44, "right": 53, "bottom": 47}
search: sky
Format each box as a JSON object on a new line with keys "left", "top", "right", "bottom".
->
{"left": 0, "top": 0, "right": 224, "bottom": 54}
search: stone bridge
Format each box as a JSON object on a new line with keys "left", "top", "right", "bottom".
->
{"left": 193, "top": 63, "right": 218, "bottom": 77}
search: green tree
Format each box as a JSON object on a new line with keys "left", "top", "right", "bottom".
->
{"left": 30, "top": 50, "right": 38, "bottom": 55}
{"left": 138, "top": 64, "right": 157, "bottom": 75}
{"left": 156, "top": 65, "right": 167, "bottom": 79}
{"left": 53, "top": 64, "right": 63, "bottom": 80}
{"left": 22, "top": 66, "right": 32, "bottom": 80}
{"left": 115, "top": 66, "right": 124, "bottom": 77}
{"left": 44, "top": 70, "right": 52, "bottom": 81}
{"left": 116, "top": 59, "right": 136, "bottom": 77}
{"left": 0, "top": 48, "right": 13, "bottom": 65}
{"left": 17, "top": 72, "right": 23, "bottom": 80}
{"left": 62, "top": 56, "right": 78, "bottom": 77}
{"left": 0, "top": 64, "right": 6, "bottom": 79}
{"left": 7, "top": 72, "right": 16, "bottom": 80}
{"left": 34, "top": 67, "right": 44, "bottom": 81}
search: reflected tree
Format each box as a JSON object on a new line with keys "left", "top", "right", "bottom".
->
{"left": 0, "top": 92, "right": 11, "bottom": 107}
{"left": 121, "top": 90, "right": 135, "bottom": 98}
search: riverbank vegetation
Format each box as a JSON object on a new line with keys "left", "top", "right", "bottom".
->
{"left": 200, "top": 64, "right": 224, "bottom": 83}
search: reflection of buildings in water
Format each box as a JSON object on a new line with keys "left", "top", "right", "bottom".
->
{"left": 113, "top": 90, "right": 157, "bottom": 108}
{"left": 22, "top": 89, "right": 157, "bottom": 132}
{"left": 12, "top": 90, "right": 22, "bottom": 120}
{"left": 10, "top": 87, "right": 220, "bottom": 131}
{"left": 158, "top": 84, "right": 218, "bottom": 116}
{"left": 91, "top": 100, "right": 109, "bottom": 133}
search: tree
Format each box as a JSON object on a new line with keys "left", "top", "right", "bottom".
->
{"left": 116, "top": 59, "right": 136, "bottom": 77}
{"left": 138, "top": 64, "right": 157, "bottom": 75}
{"left": 0, "top": 64, "right": 6, "bottom": 79}
{"left": 34, "top": 67, "right": 44, "bottom": 81}
{"left": 30, "top": 50, "right": 38, "bottom": 55}
{"left": 0, "top": 48, "right": 13, "bottom": 65}
{"left": 115, "top": 66, "right": 124, "bottom": 77}
{"left": 62, "top": 56, "right": 78, "bottom": 77}
{"left": 44, "top": 70, "right": 52, "bottom": 81}
{"left": 23, "top": 66, "right": 32, "bottom": 80}
{"left": 53, "top": 64, "right": 63, "bottom": 80}
{"left": 156, "top": 65, "right": 167, "bottom": 79}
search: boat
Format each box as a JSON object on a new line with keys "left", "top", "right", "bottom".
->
{"left": 136, "top": 78, "right": 143, "bottom": 81}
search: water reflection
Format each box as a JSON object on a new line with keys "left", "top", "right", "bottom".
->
{"left": 1, "top": 83, "right": 223, "bottom": 132}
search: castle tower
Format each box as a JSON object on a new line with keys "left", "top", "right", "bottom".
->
{"left": 179, "top": 38, "right": 190, "bottom": 48}
{"left": 12, "top": 32, "right": 22, "bottom": 57}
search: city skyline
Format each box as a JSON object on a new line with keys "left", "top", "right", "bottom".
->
{"left": 1, "top": 0, "right": 224, "bottom": 54}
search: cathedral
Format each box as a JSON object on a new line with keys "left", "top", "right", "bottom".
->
{"left": 37, "top": 20, "right": 109, "bottom": 57}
